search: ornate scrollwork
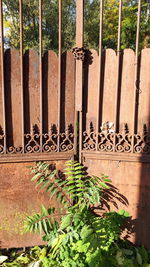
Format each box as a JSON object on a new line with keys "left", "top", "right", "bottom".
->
{"left": 7, "top": 146, "right": 23, "bottom": 154}
{"left": 134, "top": 125, "right": 150, "bottom": 154}
{"left": 43, "top": 124, "right": 58, "bottom": 152}
{"left": 1, "top": 120, "right": 150, "bottom": 155}
{"left": 82, "top": 122, "right": 150, "bottom": 154}
{"left": 0, "top": 126, "right": 4, "bottom": 154}
{"left": 97, "top": 121, "right": 114, "bottom": 152}
{"left": 25, "top": 124, "right": 40, "bottom": 153}
{"left": 60, "top": 125, "right": 74, "bottom": 152}
{"left": 115, "top": 124, "right": 132, "bottom": 153}
{"left": 98, "top": 132, "right": 114, "bottom": 152}
{"left": 83, "top": 123, "right": 96, "bottom": 151}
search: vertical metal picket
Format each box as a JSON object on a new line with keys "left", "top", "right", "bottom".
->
{"left": 96, "top": 0, "right": 104, "bottom": 151}
{"left": 39, "top": 0, "right": 43, "bottom": 152}
{"left": 58, "top": 0, "right": 62, "bottom": 152}
{"left": 0, "top": 0, "right": 6, "bottom": 153}
{"left": 19, "top": 0, "right": 24, "bottom": 153}
{"left": 132, "top": 0, "right": 141, "bottom": 152}
{"left": 76, "top": 0, "right": 84, "bottom": 163}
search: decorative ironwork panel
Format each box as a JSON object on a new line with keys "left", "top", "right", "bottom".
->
{"left": 25, "top": 125, "right": 41, "bottom": 153}
{"left": 60, "top": 125, "right": 74, "bottom": 152}
{"left": 134, "top": 125, "right": 150, "bottom": 154}
{"left": 0, "top": 124, "right": 74, "bottom": 155}
{"left": 0, "top": 126, "right": 4, "bottom": 154}
{"left": 82, "top": 122, "right": 150, "bottom": 154}
{"left": 7, "top": 146, "right": 23, "bottom": 154}
{"left": 83, "top": 123, "right": 96, "bottom": 151}
{"left": 115, "top": 123, "right": 132, "bottom": 153}
{"left": 98, "top": 132, "right": 114, "bottom": 152}
{"left": 43, "top": 124, "right": 58, "bottom": 153}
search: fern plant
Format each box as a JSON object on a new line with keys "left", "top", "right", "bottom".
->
{"left": 25, "top": 160, "right": 129, "bottom": 266}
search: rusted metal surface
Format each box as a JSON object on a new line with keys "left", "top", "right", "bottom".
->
{"left": 132, "top": 0, "right": 142, "bottom": 153}
{"left": 0, "top": 49, "right": 75, "bottom": 156}
{"left": 0, "top": 0, "right": 150, "bottom": 249}
{"left": 24, "top": 50, "right": 40, "bottom": 131}
{"left": 102, "top": 49, "right": 117, "bottom": 123}
{"left": 113, "top": 0, "right": 122, "bottom": 151}
{"left": 96, "top": 0, "right": 104, "bottom": 151}
{"left": 0, "top": 159, "right": 71, "bottom": 248}
{"left": 19, "top": 0, "right": 24, "bottom": 153}
{"left": 0, "top": 47, "right": 149, "bottom": 156}
{"left": 82, "top": 48, "right": 150, "bottom": 154}
{"left": 133, "top": 0, "right": 141, "bottom": 134}
{"left": 85, "top": 49, "right": 99, "bottom": 129}
{"left": 119, "top": 49, "right": 135, "bottom": 132}
{"left": 75, "top": 0, "right": 84, "bottom": 112}
{"left": 0, "top": 0, "right": 6, "bottom": 153}
{"left": 138, "top": 49, "right": 150, "bottom": 133}
{"left": 43, "top": 51, "right": 58, "bottom": 130}
{"left": 58, "top": 0, "right": 62, "bottom": 152}
{"left": 82, "top": 152, "right": 150, "bottom": 248}
{"left": 62, "top": 51, "right": 75, "bottom": 128}
{"left": 76, "top": 0, "right": 84, "bottom": 162}
{"left": 39, "top": 0, "right": 43, "bottom": 152}
{"left": 5, "top": 49, "right": 22, "bottom": 151}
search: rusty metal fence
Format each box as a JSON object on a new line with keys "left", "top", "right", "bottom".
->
{"left": 74, "top": 0, "right": 150, "bottom": 161}
{"left": 0, "top": 0, "right": 76, "bottom": 159}
{"left": 0, "top": 0, "right": 150, "bottom": 248}
{"left": 0, "top": 0, "right": 149, "bottom": 160}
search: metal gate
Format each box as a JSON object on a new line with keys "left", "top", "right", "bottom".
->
{"left": 0, "top": 0, "right": 150, "bottom": 248}
{"left": 75, "top": 0, "right": 150, "bottom": 248}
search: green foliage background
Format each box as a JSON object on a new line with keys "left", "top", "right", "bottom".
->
{"left": 3, "top": 0, "right": 150, "bottom": 52}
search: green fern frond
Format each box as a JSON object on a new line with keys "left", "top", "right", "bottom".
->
{"left": 29, "top": 160, "right": 112, "bottom": 210}
{"left": 24, "top": 205, "right": 58, "bottom": 235}
{"left": 29, "top": 162, "right": 71, "bottom": 208}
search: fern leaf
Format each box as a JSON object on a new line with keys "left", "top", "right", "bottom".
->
{"left": 99, "top": 182, "right": 110, "bottom": 189}
{"left": 46, "top": 183, "right": 54, "bottom": 192}
{"left": 41, "top": 205, "right": 49, "bottom": 216}
{"left": 38, "top": 220, "right": 42, "bottom": 234}
{"left": 40, "top": 179, "right": 50, "bottom": 189}
{"left": 50, "top": 187, "right": 57, "bottom": 198}
{"left": 74, "top": 166, "right": 85, "bottom": 170}
{"left": 42, "top": 219, "right": 48, "bottom": 234}
{"left": 60, "top": 214, "right": 73, "bottom": 230}
{"left": 56, "top": 191, "right": 61, "bottom": 200}
{"left": 36, "top": 177, "right": 45, "bottom": 187}
{"left": 31, "top": 173, "right": 42, "bottom": 182}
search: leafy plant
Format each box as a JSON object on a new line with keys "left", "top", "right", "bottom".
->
{"left": 23, "top": 160, "right": 133, "bottom": 266}
{"left": 1, "top": 160, "right": 150, "bottom": 266}
{"left": 0, "top": 246, "right": 47, "bottom": 267}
